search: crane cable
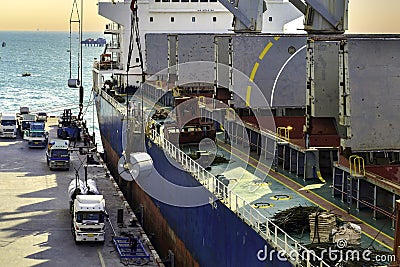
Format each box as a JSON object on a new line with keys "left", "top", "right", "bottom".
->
{"left": 69, "top": 0, "right": 81, "bottom": 82}
{"left": 127, "top": 0, "right": 144, "bottom": 78}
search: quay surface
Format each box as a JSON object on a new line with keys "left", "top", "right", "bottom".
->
{"left": 0, "top": 118, "right": 163, "bottom": 267}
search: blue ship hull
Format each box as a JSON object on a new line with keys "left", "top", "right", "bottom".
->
{"left": 95, "top": 93, "right": 294, "bottom": 267}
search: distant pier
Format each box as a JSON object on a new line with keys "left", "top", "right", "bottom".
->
{"left": 81, "top": 38, "right": 106, "bottom": 46}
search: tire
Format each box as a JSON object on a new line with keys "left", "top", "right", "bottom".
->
{"left": 73, "top": 231, "right": 80, "bottom": 244}
{"left": 71, "top": 222, "right": 79, "bottom": 244}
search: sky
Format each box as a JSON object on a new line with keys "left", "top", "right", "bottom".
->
{"left": 0, "top": 0, "right": 399, "bottom": 33}
{"left": 0, "top": 0, "right": 106, "bottom": 32}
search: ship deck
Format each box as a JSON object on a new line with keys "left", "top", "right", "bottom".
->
{"left": 0, "top": 117, "right": 163, "bottom": 266}
{"left": 133, "top": 94, "right": 394, "bottom": 255}
{"left": 213, "top": 136, "right": 394, "bottom": 251}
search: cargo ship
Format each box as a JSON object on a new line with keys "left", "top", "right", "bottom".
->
{"left": 92, "top": 0, "right": 400, "bottom": 266}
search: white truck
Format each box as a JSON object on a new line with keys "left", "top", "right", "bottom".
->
{"left": 71, "top": 195, "right": 107, "bottom": 243}
{"left": 0, "top": 112, "right": 17, "bottom": 138}
{"left": 68, "top": 179, "right": 108, "bottom": 243}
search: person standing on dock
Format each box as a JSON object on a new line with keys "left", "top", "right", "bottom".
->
{"left": 128, "top": 234, "right": 137, "bottom": 253}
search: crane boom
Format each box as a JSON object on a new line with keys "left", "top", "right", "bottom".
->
{"left": 217, "top": 0, "right": 266, "bottom": 32}
{"left": 218, "top": 0, "right": 348, "bottom": 33}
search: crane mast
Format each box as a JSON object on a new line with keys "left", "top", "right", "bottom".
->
{"left": 218, "top": 0, "right": 348, "bottom": 34}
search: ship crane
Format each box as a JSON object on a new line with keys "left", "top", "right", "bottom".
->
{"left": 288, "top": 0, "right": 348, "bottom": 33}
{"left": 217, "top": 0, "right": 266, "bottom": 32}
{"left": 218, "top": 0, "right": 348, "bottom": 33}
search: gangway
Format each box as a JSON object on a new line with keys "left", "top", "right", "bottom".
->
{"left": 113, "top": 236, "right": 151, "bottom": 260}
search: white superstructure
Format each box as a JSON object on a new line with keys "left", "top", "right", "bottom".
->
{"left": 94, "top": 0, "right": 303, "bottom": 86}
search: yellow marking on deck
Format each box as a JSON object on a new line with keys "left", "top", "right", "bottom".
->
{"left": 217, "top": 143, "right": 394, "bottom": 250}
{"left": 298, "top": 184, "right": 325, "bottom": 191}
{"left": 270, "top": 195, "right": 292, "bottom": 201}
{"left": 249, "top": 62, "right": 259, "bottom": 82}
{"left": 245, "top": 85, "right": 252, "bottom": 107}
{"left": 246, "top": 39, "right": 279, "bottom": 106}
{"left": 258, "top": 42, "right": 273, "bottom": 60}
{"left": 253, "top": 203, "right": 274, "bottom": 209}
{"left": 223, "top": 166, "right": 272, "bottom": 198}
{"left": 316, "top": 171, "right": 326, "bottom": 183}
{"left": 274, "top": 36, "right": 280, "bottom": 41}
{"left": 254, "top": 181, "right": 272, "bottom": 186}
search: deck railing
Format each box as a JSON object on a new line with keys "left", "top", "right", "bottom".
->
{"left": 148, "top": 129, "right": 330, "bottom": 267}
{"left": 97, "top": 88, "right": 126, "bottom": 114}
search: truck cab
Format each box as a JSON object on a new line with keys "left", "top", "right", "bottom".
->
{"left": 25, "top": 122, "right": 48, "bottom": 148}
{"left": 0, "top": 112, "right": 17, "bottom": 138}
{"left": 71, "top": 195, "right": 107, "bottom": 243}
{"left": 46, "top": 140, "right": 70, "bottom": 170}
{"left": 18, "top": 113, "right": 37, "bottom": 137}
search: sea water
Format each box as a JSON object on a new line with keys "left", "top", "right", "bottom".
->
{"left": 0, "top": 31, "right": 103, "bottom": 151}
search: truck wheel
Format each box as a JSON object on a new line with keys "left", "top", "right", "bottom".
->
{"left": 74, "top": 235, "right": 79, "bottom": 244}
{"left": 71, "top": 225, "right": 79, "bottom": 244}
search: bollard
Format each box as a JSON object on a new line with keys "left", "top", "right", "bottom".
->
{"left": 117, "top": 208, "right": 124, "bottom": 225}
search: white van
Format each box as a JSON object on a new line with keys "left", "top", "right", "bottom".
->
{"left": 0, "top": 112, "right": 17, "bottom": 138}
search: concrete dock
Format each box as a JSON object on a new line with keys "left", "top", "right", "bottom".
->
{"left": 0, "top": 118, "right": 163, "bottom": 267}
